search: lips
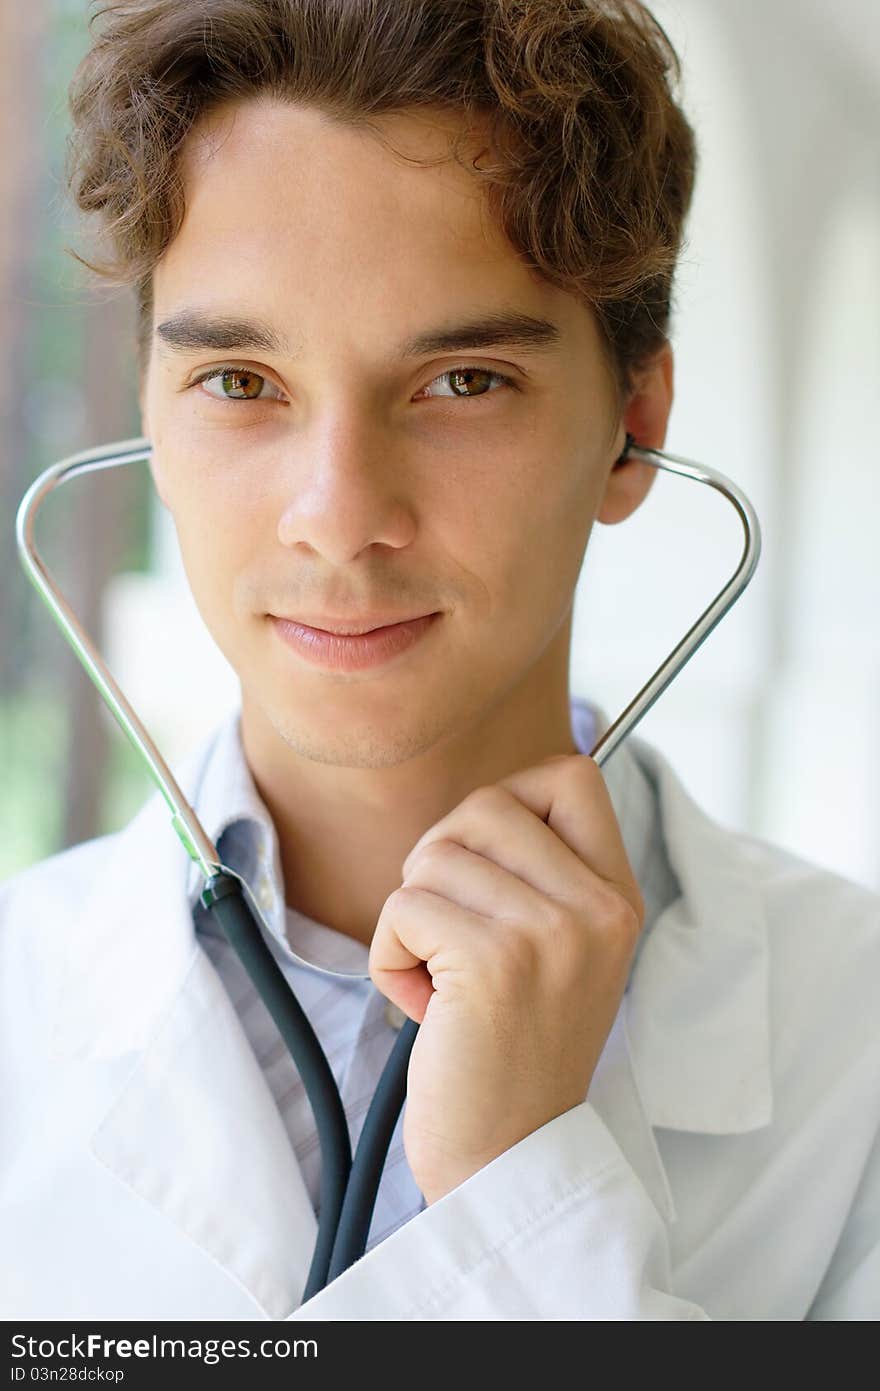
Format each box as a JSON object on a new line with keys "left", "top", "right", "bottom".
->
{"left": 271, "top": 612, "right": 440, "bottom": 672}
{"left": 273, "top": 613, "right": 435, "bottom": 635}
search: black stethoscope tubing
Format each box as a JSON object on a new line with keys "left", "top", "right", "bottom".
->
{"left": 201, "top": 870, "right": 416, "bottom": 1299}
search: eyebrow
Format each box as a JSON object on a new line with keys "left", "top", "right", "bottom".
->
{"left": 155, "top": 312, "right": 288, "bottom": 355}
{"left": 154, "top": 308, "right": 563, "bottom": 358}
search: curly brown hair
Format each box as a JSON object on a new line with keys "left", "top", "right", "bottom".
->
{"left": 65, "top": 0, "right": 697, "bottom": 412}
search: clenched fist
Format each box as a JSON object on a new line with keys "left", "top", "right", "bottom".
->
{"left": 369, "top": 752, "right": 646, "bottom": 1205}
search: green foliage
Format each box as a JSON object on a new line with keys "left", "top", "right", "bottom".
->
{"left": 0, "top": 693, "right": 66, "bottom": 880}
{"left": 0, "top": 692, "right": 153, "bottom": 883}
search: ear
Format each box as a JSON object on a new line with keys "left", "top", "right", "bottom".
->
{"left": 596, "top": 342, "right": 674, "bottom": 526}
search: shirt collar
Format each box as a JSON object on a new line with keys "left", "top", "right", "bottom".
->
{"left": 184, "top": 696, "right": 666, "bottom": 985}
{"left": 184, "top": 708, "right": 276, "bottom": 910}
{"left": 182, "top": 711, "right": 363, "bottom": 978}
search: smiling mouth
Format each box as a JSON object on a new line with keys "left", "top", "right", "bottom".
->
{"left": 271, "top": 612, "right": 441, "bottom": 671}
{"left": 273, "top": 612, "right": 437, "bottom": 635}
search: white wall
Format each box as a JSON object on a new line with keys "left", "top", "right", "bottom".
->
{"left": 574, "top": 0, "right": 879, "bottom": 890}
{"left": 104, "top": 0, "right": 880, "bottom": 891}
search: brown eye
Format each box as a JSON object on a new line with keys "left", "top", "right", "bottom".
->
{"left": 195, "top": 366, "right": 283, "bottom": 401}
{"left": 421, "top": 366, "right": 514, "bottom": 401}
{"left": 216, "top": 368, "right": 265, "bottom": 399}
{"left": 448, "top": 367, "right": 495, "bottom": 397}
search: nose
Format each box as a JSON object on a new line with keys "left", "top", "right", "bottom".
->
{"left": 276, "top": 405, "right": 417, "bottom": 564}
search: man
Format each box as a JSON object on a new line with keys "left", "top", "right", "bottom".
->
{"left": 2, "top": 0, "right": 877, "bottom": 1320}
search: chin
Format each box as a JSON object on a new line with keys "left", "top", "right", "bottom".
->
{"left": 258, "top": 691, "right": 456, "bottom": 771}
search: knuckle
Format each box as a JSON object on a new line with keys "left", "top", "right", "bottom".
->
{"left": 410, "top": 836, "right": 456, "bottom": 870}
{"left": 560, "top": 753, "right": 602, "bottom": 789}
{"left": 382, "top": 884, "right": 419, "bottom": 918}
{"left": 463, "top": 783, "right": 509, "bottom": 815}
{"left": 595, "top": 889, "right": 643, "bottom": 950}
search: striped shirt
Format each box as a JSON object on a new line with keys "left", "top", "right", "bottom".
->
{"left": 186, "top": 696, "right": 678, "bottom": 1254}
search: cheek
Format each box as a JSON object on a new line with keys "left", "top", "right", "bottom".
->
{"left": 151, "top": 418, "right": 275, "bottom": 528}
{"left": 466, "top": 446, "right": 595, "bottom": 602}
{"left": 158, "top": 477, "right": 256, "bottom": 637}
{"left": 173, "top": 518, "right": 232, "bottom": 616}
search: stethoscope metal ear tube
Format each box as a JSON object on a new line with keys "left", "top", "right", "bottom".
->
{"left": 589, "top": 435, "right": 762, "bottom": 765}
{"left": 15, "top": 438, "right": 220, "bottom": 880}
{"left": 15, "top": 433, "right": 761, "bottom": 1298}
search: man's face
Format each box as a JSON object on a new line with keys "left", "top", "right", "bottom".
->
{"left": 142, "top": 98, "right": 623, "bottom": 769}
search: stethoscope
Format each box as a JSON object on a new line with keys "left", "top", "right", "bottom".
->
{"left": 15, "top": 430, "right": 761, "bottom": 1301}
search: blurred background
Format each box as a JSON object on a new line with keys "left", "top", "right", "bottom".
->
{"left": 1, "top": 0, "right": 878, "bottom": 890}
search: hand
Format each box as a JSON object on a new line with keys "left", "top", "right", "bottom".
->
{"left": 368, "top": 752, "right": 645, "bottom": 1205}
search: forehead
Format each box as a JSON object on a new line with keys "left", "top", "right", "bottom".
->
{"left": 177, "top": 97, "right": 497, "bottom": 246}
{"left": 153, "top": 97, "right": 595, "bottom": 355}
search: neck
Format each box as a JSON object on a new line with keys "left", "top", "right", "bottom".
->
{"left": 240, "top": 617, "right": 581, "bottom": 947}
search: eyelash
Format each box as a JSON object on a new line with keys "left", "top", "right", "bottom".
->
{"left": 188, "top": 363, "right": 519, "bottom": 404}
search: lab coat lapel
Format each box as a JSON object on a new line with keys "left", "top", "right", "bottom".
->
{"left": 51, "top": 738, "right": 318, "bottom": 1320}
{"left": 621, "top": 733, "right": 773, "bottom": 1136}
{"left": 578, "top": 714, "right": 773, "bottom": 1234}
{"left": 586, "top": 1004, "right": 679, "bottom": 1225}
{"left": 89, "top": 946, "right": 317, "bottom": 1318}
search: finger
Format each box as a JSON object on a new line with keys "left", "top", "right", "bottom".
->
{"left": 499, "top": 754, "right": 644, "bottom": 921}
{"left": 401, "top": 837, "right": 561, "bottom": 928}
{"left": 404, "top": 756, "right": 642, "bottom": 924}
{"left": 369, "top": 886, "right": 489, "bottom": 1021}
{"left": 403, "top": 785, "right": 585, "bottom": 898}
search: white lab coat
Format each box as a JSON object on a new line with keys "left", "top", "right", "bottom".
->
{"left": 1, "top": 721, "right": 878, "bottom": 1321}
